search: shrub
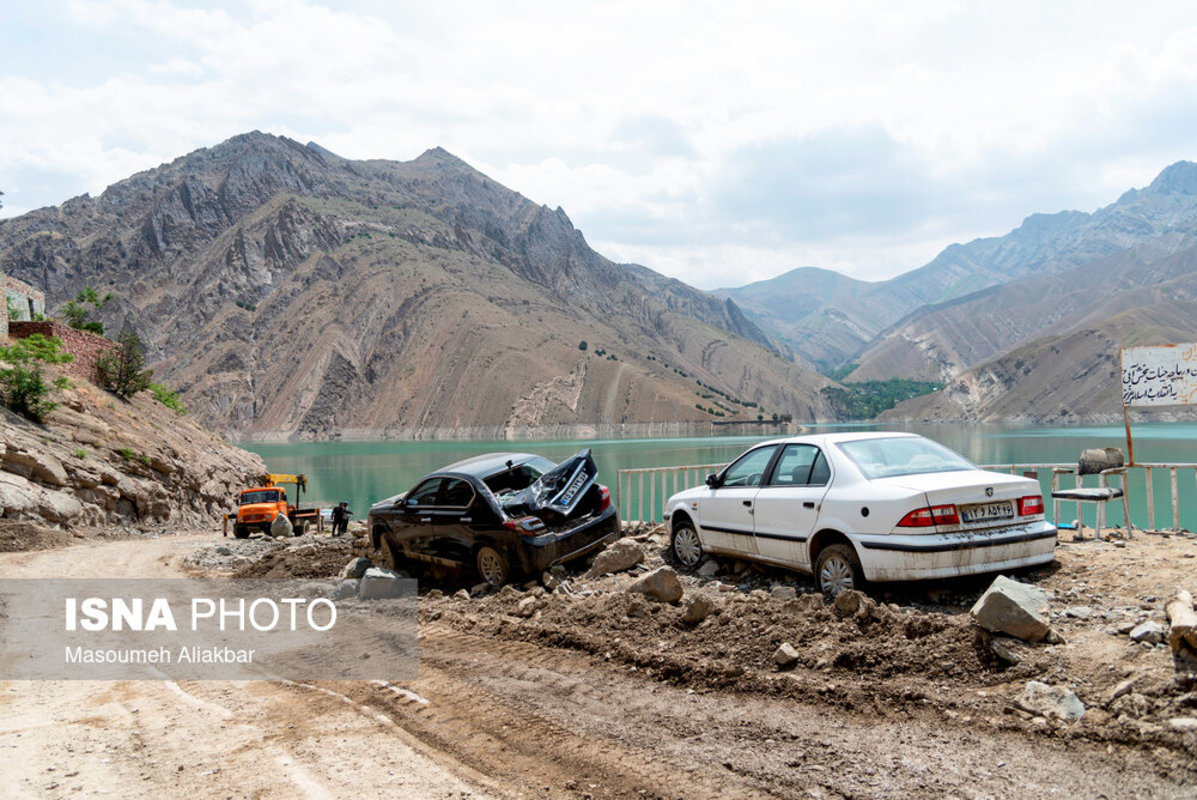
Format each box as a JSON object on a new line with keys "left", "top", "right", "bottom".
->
{"left": 0, "top": 335, "right": 75, "bottom": 422}
{"left": 149, "top": 384, "right": 187, "bottom": 415}
{"left": 61, "top": 287, "right": 113, "bottom": 335}
{"left": 97, "top": 330, "right": 153, "bottom": 399}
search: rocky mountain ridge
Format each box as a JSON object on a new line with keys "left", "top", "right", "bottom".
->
{"left": 722, "top": 161, "right": 1197, "bottom": 380}
{"left": 0, "top": 133, "right": 834, "bottom": 438}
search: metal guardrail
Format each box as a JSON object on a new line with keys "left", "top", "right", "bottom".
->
{"left": 617, "top": 462, "right": 1197, "bottom": 531}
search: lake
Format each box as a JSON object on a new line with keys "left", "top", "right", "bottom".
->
{"left": 237, "top": 422, "right": 1197, "bottom": 530}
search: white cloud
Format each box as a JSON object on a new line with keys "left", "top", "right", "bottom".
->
{"left": 3, "top": 1, "right": 1197, "bottom": 289}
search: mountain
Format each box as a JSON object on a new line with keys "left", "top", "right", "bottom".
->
{"left": 722, "top": 161, "right": 1197, "bottom": 380}
{"left": 0, "top": 133, "right": 835, "bottom": 439}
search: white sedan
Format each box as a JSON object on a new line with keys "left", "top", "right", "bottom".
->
{"left": 662, "top": 432, "right": 1057, "bottom": 596}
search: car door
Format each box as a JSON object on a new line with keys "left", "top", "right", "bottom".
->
{"left": 425, "top": 477, "right": 481, "bottom": 565}
{"left": 752, "top": 444, "right": 831, "bottom": 569}
{"left": 393, "top": 477, "right": 445, "bottom": 562}
{"left": 694, "top": 444, "right": 780, "bottom": 556}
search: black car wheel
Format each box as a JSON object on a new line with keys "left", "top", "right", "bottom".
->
{"left": 814, "top": 543, "right": 863, "bottom": 598}
{"left": 233, "top": 524, "right": 249, "bottom": 539}
{"left": 670, "top": 522, "right": 703, "bottom": 568}
{"left": 475, "top": 545, "right": 510, "bottom": 586}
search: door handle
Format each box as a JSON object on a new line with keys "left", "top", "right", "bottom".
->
{"left": 420, "top": 517, "right": 432, "bottom": 523}
{"left": 803, "top": 502, "right": 815, "bottom": 509}
{"left": 742, "top": 500, "right": 753, "bottom": 507}
{"left": 461, "top": 517, "right": 472, "bottom": 523}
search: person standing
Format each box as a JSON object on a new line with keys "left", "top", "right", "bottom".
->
{"left": 331, "top": 501, "right": 349, "bottom": 536}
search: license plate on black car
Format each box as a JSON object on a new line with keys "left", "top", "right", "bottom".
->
{"left": 961, "top": 502, "right": 1013, "bottom": 523}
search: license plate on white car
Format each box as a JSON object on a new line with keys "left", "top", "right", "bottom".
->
{"left": 961, "top": 501, "right": 1014, "bottom": 523}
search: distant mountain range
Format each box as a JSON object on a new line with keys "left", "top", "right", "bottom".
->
{"left": 720, "top": 162, "right": 1197, "bottom": 422}
{"left": 0, "top": 133, "right": 833, "bottom": 438}
{"left": 4, "top": 133, "right": 1195, "bottom": 434}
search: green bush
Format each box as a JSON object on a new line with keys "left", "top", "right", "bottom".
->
{"left": 0, "top": 335, "right": 75, "bottom": 422}
{"left": 149, "top": 384, "right": 187, "bottom": 415}
{"left": 61, "top": 287, "right": 112, "bottom": 335}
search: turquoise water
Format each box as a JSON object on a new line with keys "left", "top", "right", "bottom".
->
{"left": 237, "top": 422, "right": 1197, "bottom": 530}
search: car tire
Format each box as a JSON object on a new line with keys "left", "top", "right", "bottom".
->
{"left": 670, "top": 522, "right": 703, "bottom": 569}
{"left": 233, "top": 524, "right": 249, "bottom": 539}
{"left": 814, "top": 543, "right": 863, "bottom": 598}
{"left": 475, "top": 545, "right": 510, "bottom": 587}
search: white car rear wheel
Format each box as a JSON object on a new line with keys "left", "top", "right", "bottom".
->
{"left": 815, "top": 543, "right": 862, "bottom": 598}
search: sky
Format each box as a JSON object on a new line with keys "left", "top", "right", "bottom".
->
{"left": 3, "top": 1, "right": 1197, "bottom": 290}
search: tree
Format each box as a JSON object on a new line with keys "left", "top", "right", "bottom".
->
{"left": 0, "top": 334, "right": 75, "bottom": 421}
{"left": 61, "top": 287, "right": 113, "bottom": 335}
{"left": 96, "top": 329, "right": 153, "bottom": 399}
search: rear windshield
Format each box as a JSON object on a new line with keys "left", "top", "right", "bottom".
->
{"left": 837, "top": 437, "right": 974, "bottom": 479}
{"left": 483, "top": 456, "right": 556, "bottom": 495}
{"left": 240, "top": 490, "right": 281, "bottom": 505}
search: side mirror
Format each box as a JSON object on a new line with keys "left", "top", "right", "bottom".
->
{"left": 705, "top": 473, "right": 721, "bottom": 489}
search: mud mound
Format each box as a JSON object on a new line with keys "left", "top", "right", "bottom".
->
{"left": 231, "top": 538, "right": 354, "bottom": 578}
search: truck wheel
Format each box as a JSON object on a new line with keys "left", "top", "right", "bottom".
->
{"left": 475, "top": 546, "right": 510, "bottom": 587}
{"left": 233, "top": 524, "right": 250, "bottom": 539}
{"left": 293, "top": 519, "right": 307, "bottom": 536}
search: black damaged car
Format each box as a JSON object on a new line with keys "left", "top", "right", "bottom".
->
{"left": 366, "top": 449, "right": 621, "bottom": 586}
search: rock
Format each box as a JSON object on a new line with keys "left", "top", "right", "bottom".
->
{"left": 1104, "top": 677, "right": 1138, "bottom": 706}
{"left": 357, "top": 566, "right": 406, "bottom": 600}
{"left": 628, "top": 566, "right": 684, "bottom": 603}
{"left": 991, "top": 640, "right": 1022, "bottom": 665}
{"left": 331, "top": 579, "right": 359, "bottom": 600}
{"left": 339, "top": 557, "right": 372, "bottom": 580}
{"left": 783, "top": 594, "right": 825, "bottom": 614}
{"left": 773, "top": 642, "right": 800, "bottom": 668}
{"left": 1129, "top": 620, "right": 1165, "bottom": 645}
{"left": 1015, "top": 681, "right": 1085, "bottom": 721}
{"left": 970, "top": 575, "right": 1052, "bottom": 643}
{"left": 1063, "top": 606, "right": 1093, "bottom": 620}
{"left": 453, "top": 589, "right": 470, "bottom": 601}
{"left": 770, "top": 585, "right": 798, "bottom": 602}
{"left": 215, "top": 546, "right": 233, "bottom": 556}
{"left": 587, "top": 539, "right": 645, "bottom": 576}
{"left": 697, "top": 559, "right": 720, "bottom": 578}
{"left": 681, "top": 595, "right": 712, "bottom": 624}
{"left": 832, "top": 589, "right": 875, "bottom": 620}
{"left": 515, "top": 596, "right": 539, "bottom": 618}
{"left": 270, "top": 514, "right": 293, "bottom": 538}
{"left": 1168, "top": 718, "right": 1197, "bottom": 731}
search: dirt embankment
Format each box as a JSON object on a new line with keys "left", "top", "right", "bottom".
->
{"left": 2, "top": 526, "right": 1196, "bottom": 799}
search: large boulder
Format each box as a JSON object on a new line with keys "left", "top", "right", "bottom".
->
{"left": 270, "top": 513, "right": 294, "bottom": 539}
{"left": 587, "top": 538, "right": 644, "bottom": 576}
{"left": 970, "top": 575, "right": 1052, "bottom": 643}
{"left": 629, "top": 566, "right": 684, "bottom": 603}
{"left": 358, "top": 566, "right": 407, "bottom": 600}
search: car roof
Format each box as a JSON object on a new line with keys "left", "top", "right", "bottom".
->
{"left": 436, "top": 452, "right": 548, "bottom": 479}
{"left": 751, "top": 431, "right": 922, "bottom": 448}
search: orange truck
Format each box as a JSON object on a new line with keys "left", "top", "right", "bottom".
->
{"left": 232, "top": 474, "right": 321, "bottom": 538}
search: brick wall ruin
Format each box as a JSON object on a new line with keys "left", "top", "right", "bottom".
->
{"left": 7, "top": 321, "right": 116, "bottom": 382}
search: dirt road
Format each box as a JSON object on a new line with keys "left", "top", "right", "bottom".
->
{"left": 2, "top": 531, "right": 1195, "bottom": 799}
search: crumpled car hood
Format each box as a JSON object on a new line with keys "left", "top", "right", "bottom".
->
{"left": 501, "top": 449, "right": 598, "bottom": 520}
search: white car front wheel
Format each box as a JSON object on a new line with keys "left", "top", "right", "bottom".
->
{"left": 671, "top": 522, "right": 703, "bottom": 568}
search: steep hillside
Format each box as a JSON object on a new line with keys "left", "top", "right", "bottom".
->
{"left": 1, "top": 369, "right": 265, "bottom": 544}
{"left": 880, "top": 298, "right": 1197, "bottom": 424}
{"left": 0, "top": 133, "right": 835, "bottom": 438}
{"left": 723, "top": 162, "right": 1197, "bottom": 375}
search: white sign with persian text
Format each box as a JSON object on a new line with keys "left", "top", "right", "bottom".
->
{"left": 1120, "top": 343, "right": 1197, "bottom": 407}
